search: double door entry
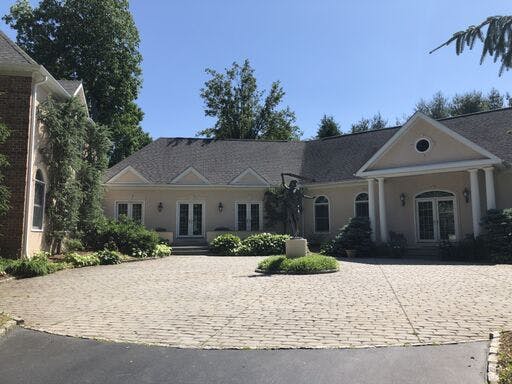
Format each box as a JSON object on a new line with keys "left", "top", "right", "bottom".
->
{"left": 415, "top": 191, "right": 457, "bottom": 242}
{"left": 178, "top": 202, "right": 203, "bottom": 237}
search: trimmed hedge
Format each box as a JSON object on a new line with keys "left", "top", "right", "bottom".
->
{"left": 210, "top": 233, "right": 290, "bottom": 256}
{"left": 210, "top": 234, "right": 241, "bottom": 255}
{"left": 87, "top": 217, "right": 160, "bottom": 257}
{"left": 257, "top": 254, "right": 338, "bottom": 274}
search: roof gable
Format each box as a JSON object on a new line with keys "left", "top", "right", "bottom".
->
{"left": 356, "top": 112, "right": 501, "bottom": 177}
{"left": 106, "top": 166, "right": 149, "bottom": 184}
{"left": 229, "top": 168, "right": 269, "bottom": 186}
{"left": 171, "top": 166, "right": 210, "bottom": 185}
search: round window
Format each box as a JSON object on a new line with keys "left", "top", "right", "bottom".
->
{"left": 415, "top": 138, "right": 431, "bottom": 153}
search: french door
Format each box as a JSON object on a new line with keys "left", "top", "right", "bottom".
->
{"left": 177, "top": 202, "right": 204, "bottom": 237}
{"left": 416, "top": 197, "right": 456, "bottom": 242}
{"left": 236, "top": 203, "right": 261, "bottom": 231}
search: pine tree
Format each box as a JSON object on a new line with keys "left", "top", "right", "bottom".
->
{"left": 316, "top": 115, "right": 341, "bottom": 138}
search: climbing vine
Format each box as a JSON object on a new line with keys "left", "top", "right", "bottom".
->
{"left": 0, "top": 120, "right": 10, "bottom": 216}
{"left": 38, "top": 97, "right": 110, "bottom": 253}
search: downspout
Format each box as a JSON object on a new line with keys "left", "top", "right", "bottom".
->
{"left": 21, "top": 72, "right": 48, "bottom": 258}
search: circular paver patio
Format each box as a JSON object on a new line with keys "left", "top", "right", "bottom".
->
{"left": 0, "top": 256, "right": 511, "bottom": 349}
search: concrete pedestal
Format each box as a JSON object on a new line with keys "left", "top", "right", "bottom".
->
{"left": 285, "top": 238, "right": 308, "bottom": 258}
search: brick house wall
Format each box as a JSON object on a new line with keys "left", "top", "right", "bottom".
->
{"left": 0, "top": 75, "right": 32, "bottom": 257}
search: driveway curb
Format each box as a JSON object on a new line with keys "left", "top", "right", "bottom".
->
{"left": 487, "top": 331, "right": 500, "bottom": 384}
{"left": 0, "top": 313, "right": 23, "bottom": 338}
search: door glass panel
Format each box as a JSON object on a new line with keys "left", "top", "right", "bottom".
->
{"left": 438, "top": 200, "right": 455, "bottom": 240}
{"left": 179, "top": 204, "right": 189, "bottom": 236}
{"left": 192, "top": 204, "right": 202, "bottom": 236}
{"left": 132, "top": 204, "right": 142, "bottom": 224}
{"left": 417, "top": 201, "right": 435, "bottom": 240}
{"left": 237, "top": 204, "right": 247, "bottom": 231}
{"left": 250, "top": 204, "right": 260, "bottom": 231}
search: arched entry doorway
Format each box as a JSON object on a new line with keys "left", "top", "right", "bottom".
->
{"left": 415, "top": 191, "right": 457, "bottom": 242}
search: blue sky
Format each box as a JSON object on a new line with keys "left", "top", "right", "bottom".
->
{"left": 1, "top": 1, "right": 509, "bottom": 138}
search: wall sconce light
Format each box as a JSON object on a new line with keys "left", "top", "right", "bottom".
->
{"left": 157, "top": 202, "right": 163, "bottom": 212}
{"left": 463, "top": 188, "right": 470, "bottom": 203}
{"left": 218, "top": 202, "right": 224, "bottom": 213}
{"left": 399, "top": 193, "right": 406, "bottom": 207}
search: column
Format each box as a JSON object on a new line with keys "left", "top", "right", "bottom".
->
{"left": 484, "top": 167, "right": 496, "bottom": 210}
{"left": 468, "top": 169, "right": 481, "bottom": 237}
{"left": 368, "top": 179, "right": 377, "bottom": 242}
{"left": 377, "top": 178, "right": 388, "bottom": 243}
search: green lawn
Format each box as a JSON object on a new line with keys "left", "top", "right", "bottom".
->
{"left": 257, "top": 253, "right": 339, "bottom": 274}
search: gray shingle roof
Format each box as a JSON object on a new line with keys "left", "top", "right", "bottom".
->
{"left": 57, "top": 80, "right": 82, "bottom": 95}
{"left": 105, "top": 108, "right": 512, "bottom": 185}
{"left": 0, "top": 29, "right": 37, "bottom": 67}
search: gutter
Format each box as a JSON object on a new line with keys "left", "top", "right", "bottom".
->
{"left": 21, "top": 72, "right": 48, "bottom": 258}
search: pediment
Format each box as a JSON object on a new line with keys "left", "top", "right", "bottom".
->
{"left": 357, "top": 113, "right": 500, "bottom": 176}
{"left": 171, "top": 166, "right": 209, "bottom": 185}
{"left": 106, "top": 166, "right": 149, "bottom": 184}
{"left": 230, "top": 168, "right": 269, "bottom": 186}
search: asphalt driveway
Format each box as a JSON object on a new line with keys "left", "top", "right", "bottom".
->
{"left": 0, "top": 256, "right": 511, "bottom": 348}
{"left": 0, "top": 328, "right": 488, "bottom": 384}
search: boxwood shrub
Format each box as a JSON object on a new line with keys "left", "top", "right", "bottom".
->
{"left": 321, "top": 217, "right": 374, "bottom": 257}
{"left": 210, "top": 234, "right": 242, "bottom": 255}
{"left": 480, "top": 208, "right": 512, "bottom": 263}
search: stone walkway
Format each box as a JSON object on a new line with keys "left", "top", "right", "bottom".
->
{"left": 0, "top": 256, "right": 511, "bottom": 349}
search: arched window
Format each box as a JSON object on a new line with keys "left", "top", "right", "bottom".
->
{"left": 355, "top": 192, "right": 369, "bottom": 218}
{"left": 32, "top": 169, "right": 45, "bottom": 230}
{"left": 314, "top": 196, "right": 329, "bottom": 233}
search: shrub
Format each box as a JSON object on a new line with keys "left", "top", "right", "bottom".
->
{"left": 64, "top": 238, "right": 84, "bottom": 252}
{"left": 64, "top": 252, "right": 100, "bottom": 267}
{"left": 5, "top": 258, "right": 49, "bottom": 278}
{"left": 154, "top": 243, "right": 172, "bottom": 257}
{"left": 88, "top": 217, "right": 160, "bottom": 257}
{"left": 257, "top": 254, "right": 338, "bottom": 274}
{"left": 480, "top": 209, "right": 512, "bottom": 263}
{"left": 438, "top": 236, "right": 489, "bottom": 262}
{"left": 210, "top": 234, "right": 242, "bottom": 255}
{"left": 321, "top": 217, "right": 373, "bottom": 257}
{"left": 238, "top": 233, "right": 290, "bottom": 256}
{"left": 95, "top": 249, "right": 123, "bottom": 265}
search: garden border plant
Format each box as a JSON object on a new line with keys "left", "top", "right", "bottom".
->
{"left": 256, "top": 253, "right": 339, "bottom": 274}
{"left": 209, "top": 233, "right": 290, "bottom": 256}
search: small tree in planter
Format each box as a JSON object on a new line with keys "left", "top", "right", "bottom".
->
{"left": 321, "top": 217, "right": 373, "bottom": 257}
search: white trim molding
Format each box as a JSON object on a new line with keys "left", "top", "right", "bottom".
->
{"left": 355, "top": 112, "right": 502, "bottom": 177}
{"left": 229, "top": 168, "right": 269, "bottom": 186}
{"left": 171, "top": 166, "right": 210, "bottom": 185}
{"left": 106, "top": 166, "right": 150, "bottom": 184}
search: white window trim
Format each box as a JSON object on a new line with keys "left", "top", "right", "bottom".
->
{"left": 414, "top": 137, "right": 432, "bottom": 154}
{"left": 314, "top": 195, "right": 330, "bottom": 234}
{"left": 234, "top": 201, "right": 263, "bottom": 231}
{"left": 354, "top": 192, "right": 369, "bottom": 217}
{"left": 31, "top": 174, "right": 46, "bottom": 232}
{"left": 114, "top": 201, "right": 145, "bottom": 224}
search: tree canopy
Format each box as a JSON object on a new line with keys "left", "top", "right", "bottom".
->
{"left": 431, "top": 15, "right": 512, "bottom": 75}
{"left": 415, "top": 89, "right": 510, "bottom": 119}
{"left": 4, "top": 0, "right": 150, "bottom": 165}
{"left": 350, "top": 112, "right": 387, "bottom": 133}
{"left": 316, "top": 115, "right": 341, "bottom": 138}
{"left": 199, "top": 59, "right": 301, "bottom": 140}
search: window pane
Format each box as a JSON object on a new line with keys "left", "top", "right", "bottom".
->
{"left": 237, "top": 204, "right": 247, "bottom": 231}
{"left": 193, "top": 204, "right": 202, "bottom": 235}
{"left": 416, "top": 191, "right": 454, "bottom": 199}
{"left": 132, "top": 204, "right": 142, "bottom": 223}
{"left": 117, "top": 203, "right": 128, "bottom": 219}
{"left": 355, "top": 193, "right": 368, "bottom": 202}
{"left": 32, "top": 205, "right": 43, "bottom": 229}
{"left": 355, "top": 202, "right": 369, "bottom": 218}
{"left": 179, "top": 204, "right": 189, "bottom": 236}
{"left": 315, "top": 204, "right": 329, "bottom": 232}
{"left": 34, "top": 181, "right": 45, "bottom": 207}
{"left": 315, "top": 196, "right": 328, "bottom": 204}
{"left": 250, "top": 204, "right": 260, "bottom": 231}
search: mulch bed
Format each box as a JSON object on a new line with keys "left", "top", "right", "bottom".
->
{"left": 499, "top": 331, "right": 512, "bottom": 384}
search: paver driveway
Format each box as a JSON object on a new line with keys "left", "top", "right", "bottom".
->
{"left": 0, "top": 256, "right": 511, "bottom": 349}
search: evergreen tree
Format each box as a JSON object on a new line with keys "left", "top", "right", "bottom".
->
{"left": 431, "top": 16, "right": 512, "bottom": 75}
{"left": 415, "top": 92, "right": 450, "bottom": 119}
{"left": 450, "top": 91, "right": 489, "bottom": 116}
{"left": 199, "top": 59, "right": 301, "bottom": 140}
{"left": 4, "top": 0, "right": 150, "bottom": 165}
{"left": 316, "top": 115, "right": 341, "bottom": 138}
